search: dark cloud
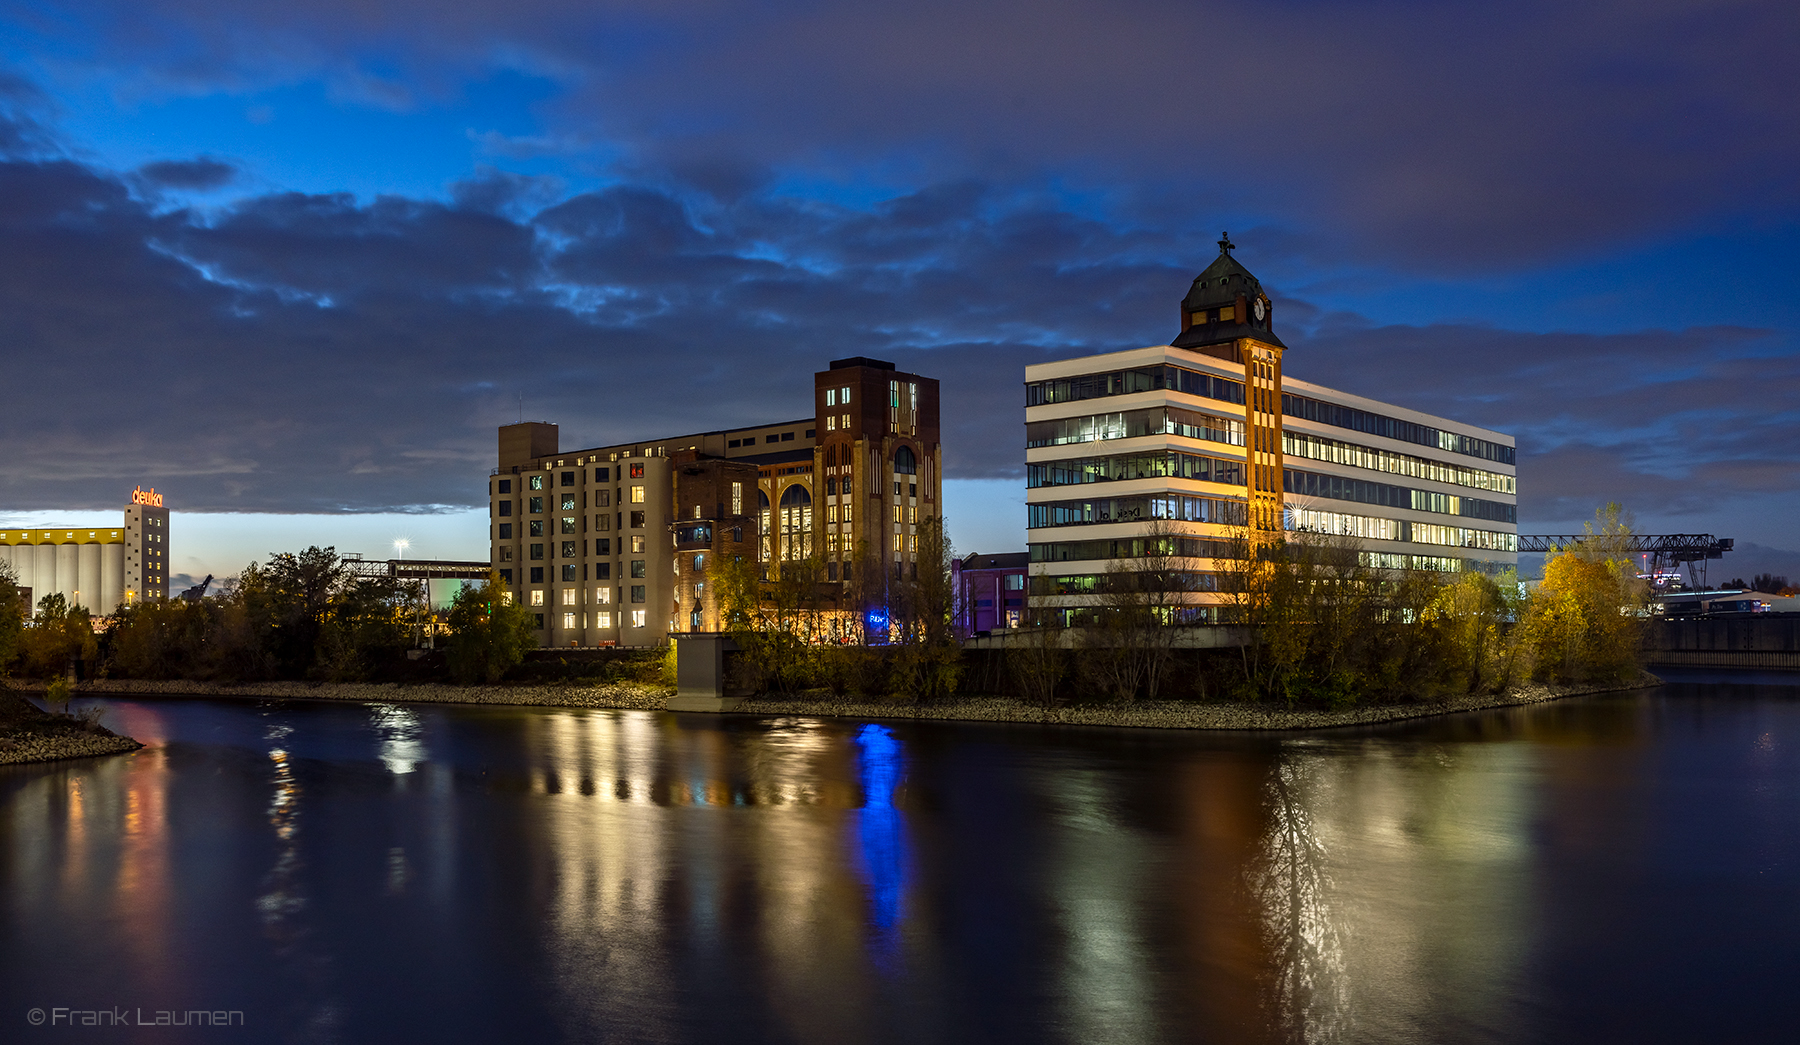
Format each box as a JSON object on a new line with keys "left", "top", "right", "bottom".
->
{"left": 24, "top": 0, "right": 1800, "bottom": 268}
{"left": 136, "top": 156, "right": 236, "bottom": 189}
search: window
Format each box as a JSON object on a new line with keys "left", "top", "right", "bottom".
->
{"left": 631, "top": 610, "right": 647, "bottom": 627}
{"left": 1004, "top": 574, "right": 1025, "bottom": 590}
{"left": 827, "top": 505, "right": 838, "bottom": 523}
{"left": 732, "top": 526, "right": 743, "bottom": 542}
{"left": 841, "top": 504, "right": 852, "bottom": 524}
{"left": 630, "top": 511, "right": 645, "bottom": 528}
{"left": 781, "top": 431, "right": 794, "bottom": 441}
{"left": 908, "top": 506, "right": 918, "bottom": 523}
{"left": 595, "top": 563, "right": 611, "bottom": 579}
{"left": 630, "top": 463, "right": 645, "bottom": 478}
{"left": 595, "top": 467, "right": 609, "bottom": 482}
{"left": 693, "top": 554, "right": 705, "bottom": 572}
{"left": 805, "top": 429, "right": 814, "bottom": 438}
{"left": 892, "top": 505, "right": 902, "bottom": 523}
{"left": 530, "top": 590, "right": 545, "bottom": 606}
{"left": 728, "top": 439, "right": 741, "bottom": 448}
{"left": 561, "top": 517, "right": 576, "bottom": 534}
{"left": 731, "top": 481, "right": 743, "bottom": 514}
{"left": 499, "top": 584, "right": 513, "bottom": 599}
{"left": 592, "top": 587, "right": 612, "bottom": 604}
{"left": 693, "top": 505, "right": 702, "bottom": 519}
{"left": 530, "top": 543, "right": 544, "bottom": 560}
{"left": 530, "top": 520, "right": 544, "bottom": 537}
{"left": 563, "top": 612, "right": 576, "bottom": 629}
{"left": 826, "top": 389, "right": 837, "bottom": 407}
{"left": 534, "top": 614, "right": 545, "bottom": 630}
{"left": 841, "top": 413, "right": 849, "bottom": 429}
{"left": 595, "top": 611, "right": 612, "bottom": 628}
{"left": 561, "top": 565, "right": 577, "bottom": 581}
{"left": 694, "top": 581, "right": 705, "bottom": 598}
{"left": 894, "top": 446, "right": 917, "bottom": 475}
{"left": 561, "top": 540, "right": 577, "bottom": 558}
{"left": 630, "top": 560, "right": 646, "bottom": 578}
{"left": 530, "top": 567, "right": 544, "bottom": 583}
{"left": 778, "top": 484, "right": 813, "bottom": 560}
{"left": 631, "top": 535, "right": 646, "bottom": 553}
{"left": 596, "top": 538, "right": 610, "bottom": 555}
{"left": 529, "top": 496, "right": 543, "bottom": 514}
{"left": 529, "top": 475, "right": 544, "bottom": 490}
{"left": 907, "top": 536, "right": 918, "bottom": 554}
{"left": 561, "top": 495, "right": 576, "bottom": 511}
{"left": 499, "top": 523, "right": 512, "bottom": 538}
{"left": 595, "top": 514, "right": 610, "bottom": 530}
{"left": 630, "top": 586, "right": 646, "bottom": 604}
{"left": 562, "top": 589, "right": 578, "bottom": 606}
{"left": 691, "top": 609, "right": 703, "bottom": 630}
{"left": 595, "top": 490, "right": 611, "bottom": 507}
{"left": 841, "top": 386, "right": 850, "bottom": 403}
{"left": 561, "top": 471, "right": 575, "bottom": 487}
{"left": 893, "top": 534, "right": 903, "bottom": 551}
{"left": 765, "top": 434, "right": 779, "bottom": 444}
{"left": 499, "top": 546, "right": 513, "bottom": 562}
{"left": 499, "top": 479, "right": 512, "bottom": 494}
{"left": 499, "top": 501, "right": 512, "bottom": 517}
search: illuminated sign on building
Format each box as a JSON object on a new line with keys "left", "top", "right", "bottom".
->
{"left": 130, "top": 486, "right": 165, "bottom": 508}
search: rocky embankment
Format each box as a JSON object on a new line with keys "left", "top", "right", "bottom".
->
{"left": 5, "top": 670, "right": 1663, "bottom": 734}
{"left": 0, "top": 688, "right": 143, "bottom": 766}
{"left": 731, "top": 670, "right": 1665, "bottom": 730}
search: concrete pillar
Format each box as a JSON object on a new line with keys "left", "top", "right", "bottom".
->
{"left": 56, "top": 542, "right": 78, "bottom": 609}
{"left": 35, "top": 544, "right": 57, "bottom": 612}
{"left": 76, "top": 542, "right": 101, "bottom": 613}
{"left": 667, "top": 633, "right": 744, "bottom": 711}
{"left": 101, "top": 544, "right": 124, "bottom": 615}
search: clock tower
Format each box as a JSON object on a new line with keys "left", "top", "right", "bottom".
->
{"left": 1172, "top": 235, "right": 1286, "bottom": 538}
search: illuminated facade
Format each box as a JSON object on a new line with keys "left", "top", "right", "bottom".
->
{"left": 489, "top": 357, "right": 942, "bottom": 646}
{"left": 1026, "top": 240, "right": 1517, "bottom": 620}
{"left": 0, "top": 488, "right": 171, "bottom": 615}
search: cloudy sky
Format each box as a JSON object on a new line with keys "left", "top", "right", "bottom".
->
{"left": 2, "top": 0, "right": 1797, "bottom": 585}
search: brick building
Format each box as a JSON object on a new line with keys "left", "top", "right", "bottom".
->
{"left": 488, "top": 357, "right": 941, "bottom": 646}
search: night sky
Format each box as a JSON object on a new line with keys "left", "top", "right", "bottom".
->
{"left": 2, "top": 0, "right": 1797, "bottom": 586}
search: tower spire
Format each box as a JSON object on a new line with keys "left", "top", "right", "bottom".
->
{"left": 1218, "top": 231, "right": 1235, "bottom": 256}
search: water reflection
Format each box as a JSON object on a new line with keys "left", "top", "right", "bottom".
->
{"left": 2, "top": 682, "right": 1795, "bottom": 1045}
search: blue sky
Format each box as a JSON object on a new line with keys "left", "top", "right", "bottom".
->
{"left": 2, "top": 0, "right": 1797, "bottom": 586}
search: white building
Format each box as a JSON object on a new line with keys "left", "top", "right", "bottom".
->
{"left": 1024, "top": 241, "right": 1517, "bottom": 621}
{"left": 0, "top": 488, "right": 171, "bottom": 616}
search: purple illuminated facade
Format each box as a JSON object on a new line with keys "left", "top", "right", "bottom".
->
{"left": 952, "top": 551, "right": 1029, "bottom": 634}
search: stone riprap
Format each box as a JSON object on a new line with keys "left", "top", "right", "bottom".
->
{"left": 0, "top": 730, "right": 143, "bottom": 766}
{"left": 9, "top": 671, "right": 1662, "bottom": 733}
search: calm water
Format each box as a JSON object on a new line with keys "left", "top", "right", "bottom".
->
{"left": 4, "top": 672, "right": 1798, "bottom": 1044}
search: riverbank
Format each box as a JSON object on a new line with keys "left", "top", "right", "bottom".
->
{"left": 0, "top": 688, "right": 144, "bottom": 766}
{"left": 7, "top": 671, "right": 1663, "bottom": 732}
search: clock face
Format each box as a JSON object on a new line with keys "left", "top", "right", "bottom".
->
{"left": 1253, "top": 298, "right": 1267, "bottom": 321}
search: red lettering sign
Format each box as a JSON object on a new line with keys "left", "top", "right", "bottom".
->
{"left": 130, "top": 486, "right": 165, "bottom": 508}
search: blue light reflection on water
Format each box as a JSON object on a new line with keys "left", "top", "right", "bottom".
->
{"left": 852, "top": 724, "right": 910, "bottom": 937}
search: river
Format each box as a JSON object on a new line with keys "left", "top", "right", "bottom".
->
{"left": 3, "top": 670, "right": 1797, "bottom": 1043}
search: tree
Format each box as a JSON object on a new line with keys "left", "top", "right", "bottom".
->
{"left": 22, "top": 592, "right": 98, "bottom": 680}
{"left": 890, "top": 517, "right": 962, "bottom": 702}
{"left": 1523, "top": 503, "right": 1645, "bottom": 683}
{"left": 0, "top": 562, "right": 24, "bottom": 677}
{"left": 1086, "top": 521, "right": 1195, "bottom": 702}
{"left": 444, "top": 571, "right": 538, "bottom": 683}
{"left": 1751, "top": 573, "right": 1791, "bottom": 595}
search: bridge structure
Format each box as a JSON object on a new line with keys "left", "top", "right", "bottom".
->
{"left": 1517, "top": 534, "right": 1734, "bottom": 591}
{"left": 342, "top": 558, "right": 493, "bottom": 583}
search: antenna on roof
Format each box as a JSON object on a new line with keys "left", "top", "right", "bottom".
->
{"left": 518, "top": 392, "right": 523, "bottom": 424}
{"left": 1218, "top": 231, "right": 1235, "bottom": 256}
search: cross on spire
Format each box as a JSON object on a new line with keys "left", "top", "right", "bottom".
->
{"left": 1218, "top": 231, "right": 1235, "bottom": 256}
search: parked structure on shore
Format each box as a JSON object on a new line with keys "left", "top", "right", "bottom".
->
{"left": 488, "top": 357, "right": 941, "bottom": 647}
{"left": 1025, "top": 238, "right": 1519, "bottom": 623}
{"left": 0, "top": 487, "right": 171, "bottom": 616}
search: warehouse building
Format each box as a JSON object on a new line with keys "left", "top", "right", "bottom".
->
{"left": 0, "top": 487, "right": 171, "bottom": 616}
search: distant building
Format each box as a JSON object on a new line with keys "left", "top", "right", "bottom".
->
{"left": 1025, "top": 239, "right": 1517, "bottom": 622}
{"left": 952, "top": 552, "right": 1029, "bottom": 633}
{"left": 489, "top": 357, "right": 942, "bottom": 646}
{"left": 0, "top": 487, "right": 171, "bottom": 615}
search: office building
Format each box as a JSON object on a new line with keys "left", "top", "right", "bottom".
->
{"left": 489, "top": 357, "right": 941, "bottom": 646}
{"left": 0, "top": 487, "right": 171, "bottom": 615}
{"left": 1026, "top": 239, "right": 1517, "bottom": 621}
{"left": 952, "top": 551, "right": 1030, "bottom": 633}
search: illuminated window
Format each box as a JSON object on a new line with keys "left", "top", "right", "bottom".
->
{"left": 500, "top": 591, "right": 514, "bottom": 605}
{"left": 778, "top": 484, "right": 813, "bottom": 560}
{"left": 562, "top": 588, "right": 577, "bottom": 606}
{"left": 629, "top": 511, "right": 645, "bottom": 528}
{"left": 563, "top": 612, "right": 576, "bottom": 629}
{"left": 631, "top": 610, "right": 646, "bottom": 627}
{"left": 499, "top": 547, "right": 513, "bottom": 562}
{"left": 530, "top": 520, "right": 544, "bottom": 537}
{"left": 530, "top": 590, "right": 545, "bottom": 606}
{"left": 841, "top": 386, "right": 850, "bottom": 403}
{"left": 827, "top": 505, "right": 838, "bottom": 523}
{"left": 693, "top": 554, "right": 705, "bottom": 572}
{"left": 595, "top": 611, "right": 612, "bottom": 628}
{"left": 841, "top": 504, "right": 852, "bottom": 524}
{"left": 630, "top": 463, "right": 645, "bottom": 479}
{"left": 561, "top": 517, "right": 576, "bottom": 534}
{"left": 826, "top": 389, "right": 837, "bottom": 407}
{"left": 826, "top": 416, "right": 837, "bottom": 431}
{"left": 630, "top": 485, "right": 645, "bottom": 503}
{"left": 631, "top": 535, "right": 646, "bottom": 553}
{"left": 529, "top": 475, "right": 543, "bottom": 490}
{"left": 892, "top": 534, "right": 903, "bottom": 552}
{"left": 561, "top": 495, "right": 576, "bottom": 511}
{"left": 594, "top": 587, "right": 611, "bottom": 604}
{"left": 731, "top": 481, "right": 743, "bottom": 514}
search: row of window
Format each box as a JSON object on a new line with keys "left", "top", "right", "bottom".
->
{"left": 1283, "top": 469, "right": 1517, "bottom": 523}
{"left": 1028, "top": 535, "right": 1238, "bottom": 562}
{"left": 1027, "top": 494, "right": 1249, "bottom": 529}
{"left": 1026, "top": 450, "right": 1245, "bottom": 489}
{"left": 1286, "top": 507, "right": 1519, "bottom": 551}
{"left": 1025, "top": 407, "right": 1246, "bottom": 449}
{"left": 1282, "top": 393, "right": 1516, "bottom": 464}
{"left": 727, "top": 431, "right": 806, "bottom": 448}
{"left": 1283, "top": 431, "right": 1515, "bottom": 493}
{"left": 1028, "top": 572, "right": 1223, "bottom": 596}
{"left": 1024, "top": 365, "right": 1246, "bottom": 408}
{"left": 494, "top": 464, "right": 642, "bottom": 495}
